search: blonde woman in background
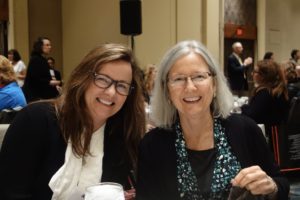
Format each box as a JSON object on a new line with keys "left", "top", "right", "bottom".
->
{"left": 143, "top": 64, "right": 157, "bottom": 104}
{"left": 0, "top": 55, "right": 27, "bottom": 110}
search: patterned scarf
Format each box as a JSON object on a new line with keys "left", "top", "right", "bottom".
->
{"left": 175, "top": 118, "right": 241, "bottom": 200}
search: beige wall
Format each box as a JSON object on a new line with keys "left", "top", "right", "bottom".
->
{"left": 28, "top": 0, "right": 62, "bottom": 73}
{"left": 262, "top": 0, "right": 300, "bottom": 62}
{"left": 62, "top": 0, "right": 127, "bottom": 81}
{"left": 8, "top": 0, "right": 29, "bottom": 65}
{"left": 134, "top": 0, "right": 176, "bottom": 68}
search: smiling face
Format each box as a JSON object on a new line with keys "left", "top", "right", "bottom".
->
{"left": 167, "top": 53, "right": 215, "bottom": 120}
{"left": 85, "top": 60, "right": 132, "bottom": 129}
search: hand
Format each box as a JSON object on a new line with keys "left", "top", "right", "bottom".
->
{"left": 243, "top": 57, "right": 253, "bottom": 66}
{"left": 231, "top": 166, "right": 278, "bottom": 196}
{"left": 124, "top": 188, "right": 136, "bottom": 200}
{"left": 50, "top": 80, "right": 61, "bottom": 86}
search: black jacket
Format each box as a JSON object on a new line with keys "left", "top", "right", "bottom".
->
{"left": 227, "top": 54, "right": 248, "bottom": 91}
{"left": 241, "top": 88, "right": 289, "bottom": 126}
{"left": 0, "top": 102, "right": 133, "bottom": 199}
{"left": 136, "top": 114, "right": 289, "bottom": 200}
{"left": 22, "top": 54, "right": 59, "bottom": 102}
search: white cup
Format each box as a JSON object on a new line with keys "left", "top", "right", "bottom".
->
{"left": 84, "top": 182, "right": 125, "bottom": 200}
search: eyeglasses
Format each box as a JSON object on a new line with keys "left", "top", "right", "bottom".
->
{"left": 92, "top": 72, "right": 134, "bottom": 96}
{"left": 168, "top": 72, "right": 214, "bottom": 87}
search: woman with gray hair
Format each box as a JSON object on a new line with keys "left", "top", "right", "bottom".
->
{"left": 136, "top": 40, "right": 289, "bottom": 199}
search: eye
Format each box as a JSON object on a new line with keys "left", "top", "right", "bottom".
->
{"left": 192, "top": 74, "right": 206, "bottom": 81}
{"left": 172, "top": 76, "right": 186, "bottom": 82}
{"left": 117, "top": 82, "right": 130, "bottom": 90}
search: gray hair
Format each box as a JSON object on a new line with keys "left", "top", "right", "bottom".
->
{"left": 151, "top": 40, "right": 233, "bottom": 128}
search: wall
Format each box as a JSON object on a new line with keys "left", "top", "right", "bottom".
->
{"left": 134, "top": 0, "right": 176, "bottom": 68}
{"left": 62, "top": 0, "right": 127, "bottom": 81}
{"left": 264, "top": 0, "right": 300, "bottom": 62}
{"left": 28, "top": 0, "right": 62, "bottom": 73}
{"left": 8, "top": 0, "right": 29, "bottom": 65}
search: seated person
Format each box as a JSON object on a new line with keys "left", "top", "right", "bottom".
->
{"left": 0, "top": 55, "right": 27, "bottom": 111}
{"left": 0, "top": 44, "right": 145, "bottom": 199}
{"left": 241, "top": 60, "right": 289, "bottom": 126}
{"left": 136, "top": 40, "right": 289, "bottom": 200}
{"left": 284, "top": 62, "right": 300, "bottom": 99}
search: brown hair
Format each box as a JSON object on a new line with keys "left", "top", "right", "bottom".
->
{"left": 254, "top": 60, "right": 288, "bottom": 100}
{"left": 0, "top": 55, "right": 16, "bottom": 85}
{"left": 51, "top": 43, "right": 145, "bottom": 167}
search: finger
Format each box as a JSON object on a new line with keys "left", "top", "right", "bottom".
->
{"left": 239, "top": 169, "right": 267, "bottom": 188}
{"left": 232, "top": 166, "right": 261, "bottom": 185}
{"left": 246, "top": 176, "right": 275, "bottom": 195}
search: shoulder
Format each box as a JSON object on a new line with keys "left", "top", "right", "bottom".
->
{"left": 18, "top": 102, "right": 56, "bottom": 122}
{"left": 140, "top": 127, "right": 174, "bottom": 151}
{"left": 222, "top": 114, "right": 262, "bottom": 139}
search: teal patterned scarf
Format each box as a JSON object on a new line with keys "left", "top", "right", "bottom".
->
{"left": 175, "top": 118, "right": 241, "bottom": 200}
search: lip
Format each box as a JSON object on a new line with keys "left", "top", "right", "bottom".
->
{"left": 96, "top": 97, "right": 115, "bottom": 106}
{"left": 183, "top": 96, "right": 201, "bottom": 103}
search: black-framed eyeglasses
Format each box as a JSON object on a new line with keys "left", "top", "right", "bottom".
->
{"left": 92, "top": 72, "right": 134, "bottom": 96}
{"left": 168, "top": 71, "right": 214, "bottom": 87}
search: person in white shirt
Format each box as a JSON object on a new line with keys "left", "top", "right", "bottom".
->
{"left": 7, "top": 49, "right": 26, "bottom": 87}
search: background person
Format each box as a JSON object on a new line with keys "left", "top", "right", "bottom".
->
{"left": 136, "top": 40, "right": 289, "bottom": 200}
{"left": 22, "top": 37, "right": 61, "bottom": 103}
{"left": 7, "top": 49, "right": 27, "bottom": 87}
{"left": 0, "top": 43, "right": 145, "bottom": 199}
{"left": 227, "top": 42, "right": 253, "bottom": 96}
{"left": 263, "top": 51, "right": 274, "bottom": 61}
{"left": 47, "top": 57, "right": 62, "bottom": 93}
{"left": 241, "top": 60, "right": 289, "bottom": 131}
{"left": 0, "top": 55, "right": 26, "bottom": 111}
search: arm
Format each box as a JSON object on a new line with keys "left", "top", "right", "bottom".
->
{"left": 228, "top": 55, "right": 245, "bottom": 72}
{"left": 136, "top": 136, "right": 159, "bottom": 200}
{"left": 230, "top": 116, "right": 289, "bottom": 199}
{"left": 0, "top": 106, "right": 48, "bottom": 199}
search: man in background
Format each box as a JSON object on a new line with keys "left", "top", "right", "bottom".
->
{"left": 227, "top": 42, "right": 253, "bottom": 96}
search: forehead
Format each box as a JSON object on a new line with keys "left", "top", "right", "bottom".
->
{"left": 98, "top": 60, "right": 132, "bottom": 81}
{"left": 43, "top": 39, "right": 51, "bottom": 44}
{"left": 169, "top": 53, "right": 209, "bottom": 74}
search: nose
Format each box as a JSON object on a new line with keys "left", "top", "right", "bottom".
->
{"left": 185, "top": 77, "right": 197, "bottom": 90}
{"left": 104, "top": 83, "right": 117, "bottom": 96}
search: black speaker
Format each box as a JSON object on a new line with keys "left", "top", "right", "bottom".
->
{"left": 120, "top": 0, "right": 142, "bottom": 35}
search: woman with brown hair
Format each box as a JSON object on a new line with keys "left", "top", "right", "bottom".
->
{"left": 241, "top": 60, "right": 289, "bottom": 126}
{"left": 0, "top": 55, "right": 26, "bottom": 110}
{"left": 0, "top": 43, "right": 145, "bottom": 199}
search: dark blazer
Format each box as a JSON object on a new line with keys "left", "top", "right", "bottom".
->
{"left": 227, "top": 53, "right": 248, "bottom": 91}
{"left": 136, "top": 114, "right": 289, "bottom": 200}
{"left": 22, "top": 54, "right": 59, "bottom": 102}
{"left": 241, "top": 88, "right": 289, "bottom": 126}
{"left": 0, "top": 102, "right": 133, "bottom": 200}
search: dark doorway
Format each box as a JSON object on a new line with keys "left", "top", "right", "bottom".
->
{"left": 0, "top": 21, "right": 8, "bottom": 56}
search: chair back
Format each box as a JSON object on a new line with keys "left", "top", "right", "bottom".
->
{"left": 0, "top": 124, "right": 9, "bottom": 149}
{"left": 0, "top": 109, "right": 19, "bottom": 124}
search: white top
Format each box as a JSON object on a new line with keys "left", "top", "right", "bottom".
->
{"left": 49, "top": 124, "right": 105, "bottom": 200}
{"left": 13, "top": 60, "right": 26, "bottom": 87}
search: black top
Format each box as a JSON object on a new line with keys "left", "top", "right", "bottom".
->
{"left": 227, "top": 53, "right": 248, "bottom": 91}
{"left": 22, "top": 54, "right": 59, "bottom": 102}
{"left": 0, "top": 102, "right": 133, "bottom": 200}
{"left": 187, "top": 148, "right": 216, "bottom": 196}
{"left": 136, "top": 114, "right": 289, "bottom": 200}
{"left": 241, "top": 88, "right": 289, "bottom": 126}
